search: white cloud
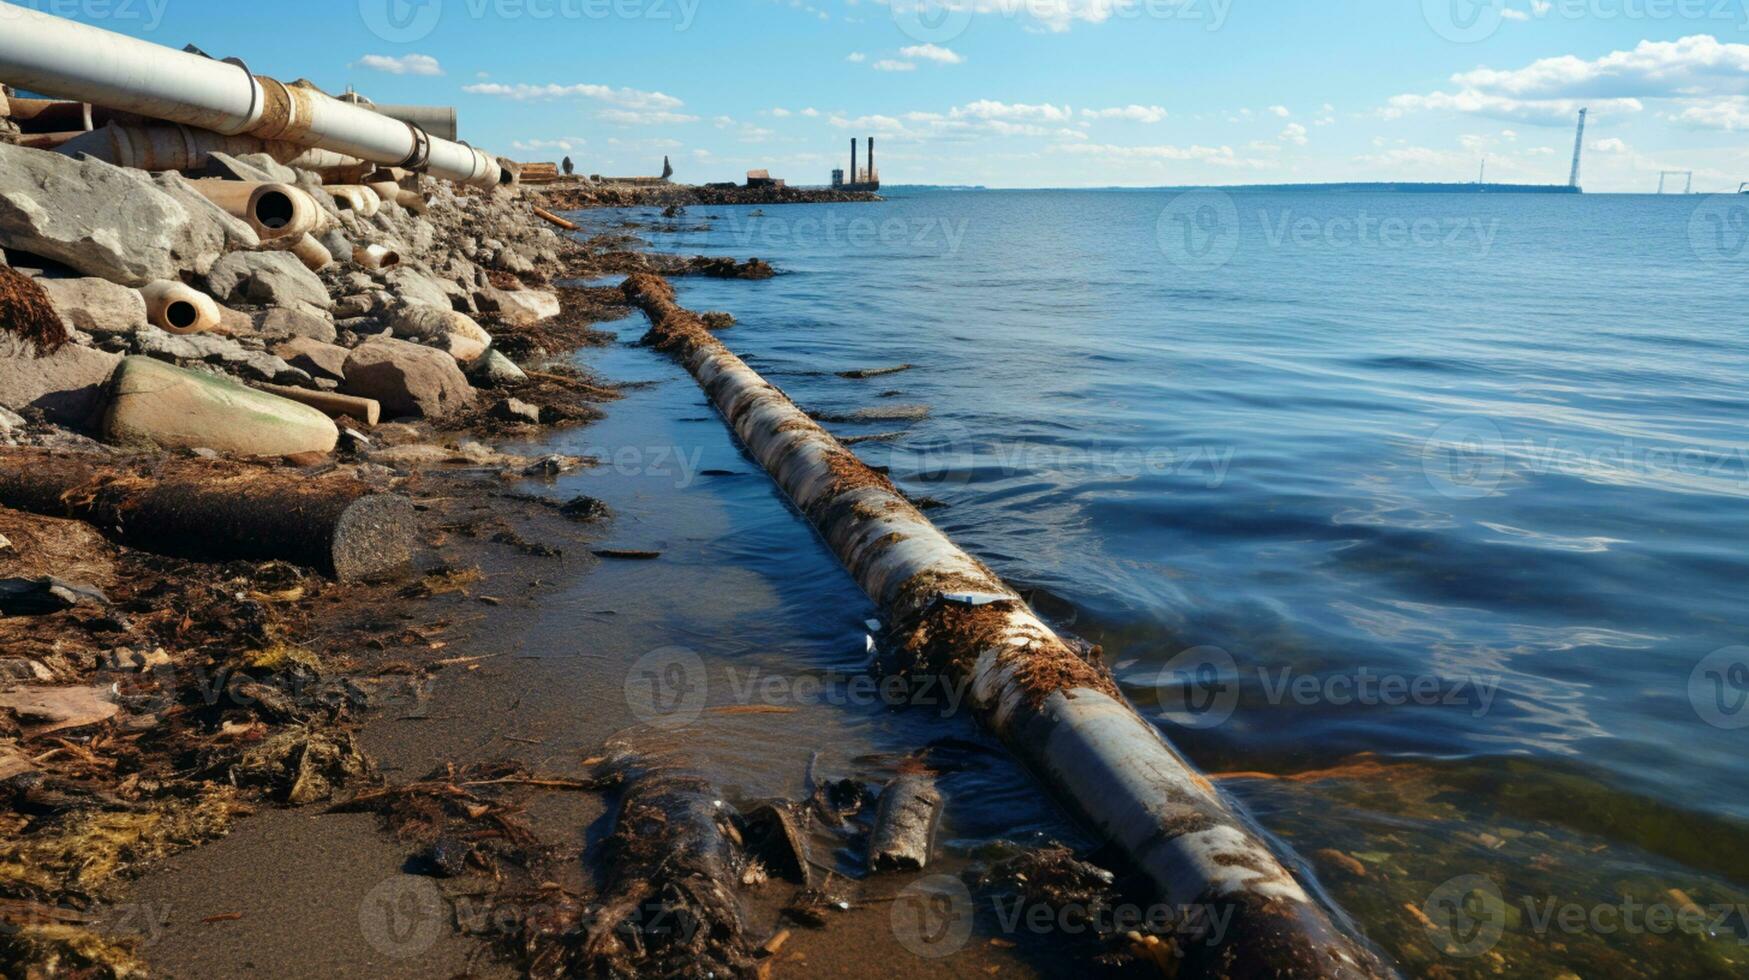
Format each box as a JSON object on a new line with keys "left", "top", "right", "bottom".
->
{"left": 1280, "top": 122, "right": 1308, "bottom": 146}
{"left": 463, "top": 82, "right": 684, "bottom": 110}
{"left": 874, "top": 60, "right": 917, "bottom": 72}
{"left": 878, "top": 0, "right": 1178, "bottom": 34}
{"left": 847, "top": 52, "right": 868, "bottom": 63}
{"left": 952, "top": 100, "right": 1074, "bottom": 122}
{"left": 596, "top": 109, "right": 702, "bottom": 126}
{"left": 1593, "top": 137, "right": 1630, "bottom": 153}
{"left": 801, "top": 107, "right": 821, "bottom": 117}
{"left": 1080, "top": 104, "right": 1168, "bottom": 123}
{"left": 1383, "top": 90, "right": 1641, "bottom": 125}
{"left": 1052, "top": 141, "right": 1266, "bottom": 168}
{"left": 355, "top": 54, "right": 443, "bottom": 77}
{"left": 512, "top": 137, "right": 587, "bottom": 152}
{"left": 770, "top": 108, "right": 792, "bottom": 118}
{"left": 1451, "top": 35, "right": 1749, "bottom": 100}
{"left": 1668, "top": 96, "right": 1749, "bottom": 131}
{"left": 1268, "top": 105, "right": 1291, "bottom": 118}
{"left": 900, "top": 43, "right": 965, "bottom": 64}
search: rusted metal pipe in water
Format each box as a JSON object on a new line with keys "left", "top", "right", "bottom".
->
{"left": 621, "top": 274, "right": 1393, "bottom": 978}
{"left": 140, "top": 280, "right": 220, "bottom": 335}
{"left": 0, "top": 3, "right": 507, "bottom": 189}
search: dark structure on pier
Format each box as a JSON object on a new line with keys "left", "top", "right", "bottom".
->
{"left": 832, "top": 136, "right": 880, "bottom": 192}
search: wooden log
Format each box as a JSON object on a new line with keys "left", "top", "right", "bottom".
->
{"left": 867, "top": 772, "right": 941, "bottom": 871}
{"left": 531, "top": 206, "right": 579, "bottom": 231}
{"left": 0, "top": 449, "right": 415, "bottom": 581}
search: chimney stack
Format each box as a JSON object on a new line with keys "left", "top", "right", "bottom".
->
{"left": 851, "top": 138, "right": 859, "bottom": 185}
{"left": 868, "top": 137, "right": 875, "bottom": 183}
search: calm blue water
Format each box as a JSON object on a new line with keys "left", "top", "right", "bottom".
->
{"left": 573, "top": 190, "right": 1749, "bottom": 971}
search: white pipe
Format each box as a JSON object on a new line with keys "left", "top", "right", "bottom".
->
{"left": 140, "top": 280, "right": 220, "bottom": 335}
{"left": 187, "top": 180, "right": 321, "bottom": 240}
{"left": 622, "top": 275, "right": 1394, "bottom": 978}
{"left": 351, "top": 244, "right": 400, "bottom": 271}
{"left": 288, "top": 233, "right": 333, "bottom": 273}
{"left": 327, "top": 185, "right": 381, "bottom": 218}
{"left": 0, "top": 2, "right": 506, "bottom": 188}
{"left": 55, "top": 122, "right": 363, "bottom": 175}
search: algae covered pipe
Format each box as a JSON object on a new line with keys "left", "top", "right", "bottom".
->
{"left": 621, "top": 273, "right": 1393, "bottom": 978}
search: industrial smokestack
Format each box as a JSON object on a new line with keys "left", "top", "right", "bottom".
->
{"left": 1569, "top": 107, "right": 1588, "bottom": 190}
{"left": 851, "top": 138, "right": 858, "bottom": 185}
{"left": 868, "top": 137, "right": 875, "bottom": 183}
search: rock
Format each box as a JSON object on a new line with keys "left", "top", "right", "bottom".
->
{"left": 33, "top": 276, "right": 148, "bottom": 337}
{"left": 0, "top": 685, "right": 119, "bottom": 738}
{"left": 152, "top": 171, "right": 260, "bottom": 254}
{"left": 0, "top": 334, "right": 121, "bottom": 426}
{"left": 476, "top": 285, "right": 560, "bottom": 325}
{"left": 389, "top": 304, "right": 492, "bottom": 363}
{"left": 0, "top": 576, "right": 109, "bottom": 615}
{"left": 468, "top": 348, "right": 527, "bottom": 388}
{"left": 0, "top": 407, "right": 21, "bottom": 432}
{"left": 208, "top": 151, "right": 297, "bottom": 184}
{"left": 383, "top": 267, "right": 455, "bottom": 310}
{"left": 205, "top": 251, "right": 332, "bottom": 311}
{"left": 491, "top": 398, "right": 541, "bottom": 424}
{"left": 319, "top": 229, "right": 353, "bottom": 261}
{"left": 253, "top": 305, "right": 338, "bottom": 344}
{"left": 0, "top": 532, "right": 11, "bottom": 551}
{"left": 332, "top": 293, "right": 379, "bottom": 319}
{"left": 560, "top": 496, "right": 612, "bottom": 522}
{"left": 0, "top": 659, "right": 51, "bottom": 683}
{"left": 100, "top": 355, "right": 338, "bottom": 456}
{"left": 129, "top": 327, "right": 309, "bottom": 385}
{"left": 217, "top": 304, "right": 252, "bottom": 335}
{"left": 275, "top": 337, "right": 349, "bottom": 382}
{"left": 341, "top": 336, "right": 475, "bottom": 420}
{"left": 0, "top": 143, "right": 222, "bottom": 285}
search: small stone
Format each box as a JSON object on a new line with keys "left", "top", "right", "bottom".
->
{"left": 205, "top": 251, "right": 332, "bottom": 311}
{"left": 468, "top": 348, "right": 527, "bottom": 388}
{"left": 559, "top": 496, "right": 611, "bottom": 523}
{"left": 490, "top": 398, "right": 541, "bottom": 424}
{"left": 274, "top": 337, "right": 349, "bottom": 382}
{"left": 254, "top": 306, "right": 338, "bottom": 344}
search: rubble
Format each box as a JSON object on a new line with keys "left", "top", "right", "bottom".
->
{"left": 274, "top": 336, "right": 349, "bottom": 382}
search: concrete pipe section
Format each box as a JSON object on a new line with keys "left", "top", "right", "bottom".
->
{"left": 0, "top": 2, "right": 507, "bottom": 189}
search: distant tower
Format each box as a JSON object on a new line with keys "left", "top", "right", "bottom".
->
{"left": 1568, "top": 108, "right": 1588, "bottom": 190}
{"left": 1479, "top": 158, "right": 1486, "bottom": 184}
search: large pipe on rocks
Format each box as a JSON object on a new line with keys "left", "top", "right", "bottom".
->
{"left": 0, "top": 2, "right": 506, "bottom": 189}
{"left": 622, "top": 274, "right": 1394, "bottom": 979}
{"left": 188, "top": 180, "right": 322, "bottom": 240}
{"left": 54, "top": 121, "right": 362, "bottom": 174}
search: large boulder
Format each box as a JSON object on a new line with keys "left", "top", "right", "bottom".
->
{"left": 383, "top": 267, "right": 455, "bottom": 310}
{"left": 388, "top": 304, "right": 492, "bottom": 363}
{"left": 151, "top": 171, "right": 260, "bottom": 255}
{"left": 205, "top": 251, "right": 332, "bottom": 311}
{"left": 275, "top": 337, "right": 349, "bottom": 382}
{"left": 35, "top": 277, "right": 148, "bottom": 335}
{"left": 341, "top": 336, "right": 475, "bottom": 420}
{"left": 476, "top": 285, "right": 560, "bottom": 325}
{"left": 0, "top": 335, "right": 121, "bottom": 426}
{"left": 128, "top": 328, "right": 309, "bottom": 386}
{"left": 100, "top": 356, "right": 337, "bottom": 456}
{"left": 0, "top": 143, "right": 222, "bottom": 285}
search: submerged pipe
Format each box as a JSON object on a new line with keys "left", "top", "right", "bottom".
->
{"left": 188, "top": 180, "right": 321, "bottom": 239}
{"left": 622, "top": 274, "right": 1393, "bottom": 978}
{"left": 140, "top": 280, "right": 219, "bottom": 335}
{"left": 0, "top": 3, "right": 506, "bottom": 189}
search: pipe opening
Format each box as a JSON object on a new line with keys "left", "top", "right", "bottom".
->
{"left": 255, "top": 191, "right": 297, "bottom": 230}
{"left": 497, "top": 169, "right": 517, "bottom": 186}
{"left": 335, "top": 197, "right": 356, "bottom": 211}
{"left": 378, "top": 251, "right": 402, "bottom": 269}
{"left": 165, "top": 301, "right": 199, "bottom": 331}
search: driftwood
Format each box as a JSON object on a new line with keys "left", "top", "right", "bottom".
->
{"left": 0, "top": 450, "right": 415, "bottom": 581}
{"left": 867, "top": 772, "right": 941, "bottom": 872}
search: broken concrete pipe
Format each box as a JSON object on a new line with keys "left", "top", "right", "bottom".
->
{"left": 0, "top": 2, "right": 506, "bottom": 188}
{"left": 327, "top": 185, "right": 381, "bottom": 217}
{"left": 289, "top": 233, "right": 333, "bottom": 273}
{"left": 252, "top": 382, "right": 381, "bottom": 427}
{"left": 188, "top": 179, "right": 322, "bottom": 240}
{"left": 620, "top": 275, "right": 1394, "bottom": 979}
{"left": 139, "top": 280, "right": 220, "bottom": 335}
{"left": 0, "top": 448, "right": 416, "bottom": 581}
{"left": 352, "top": 243, "right": 401, "bottom": 271}
{"left": 365, "top": 179, "right": 402, "bottom": 209}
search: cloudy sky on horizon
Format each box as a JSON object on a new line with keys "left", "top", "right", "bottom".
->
{"left": 41, "top": 0, "right": 1749, "bottom": 192}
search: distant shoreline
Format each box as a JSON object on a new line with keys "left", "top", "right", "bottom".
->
{"left": 879, "top": 182, "right": 1587, "bottom": 195}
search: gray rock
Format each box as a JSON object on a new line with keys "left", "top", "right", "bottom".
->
{"left": 34, "top": 277, "right": 147, "bottom": 335}
{"left": 332, "top": 293, "right": 379, "bottom": 319}
{"left": 152, "top": 171, "right": 260, "bottom": 254}
{"left": 253, "top": 306, "right": 338, "bottom": 344}
{"left": 211, "top": 151, "right": 298, "bottom": 184}
{"left": 274, "top": 336, "right": 349, "bottom": 382}
{"left": 0, "top": 406, "right": 23, "bottom": 432}
{"left": 0, "top": 335, "right": 121, "bottom": 427}
{"left": 205, "top": 251, "right": 332, "bottom": 311}
{"left": 383, "top": 267, "right": 453, "bottom": 310}
{"left": 130, "top": 327, "right": 309, "bottom": 386}
{"left": 0, "top": 143, "right": 218, "bottom": 285}
{"left": 491, "top": 398, "right": 541, "bottom": 424}
{"left": 341, "top": 336, "right": 475, "bottom": 420}
{"left": 320, "top": 229, "right": 354, "bottom": 261}
{"left": 468, "top": 348, "right": 528, "bottom": 388}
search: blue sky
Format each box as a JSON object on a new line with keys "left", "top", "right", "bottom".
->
{"left": 22, "top": 0, "right": 1749, "bottom": 191}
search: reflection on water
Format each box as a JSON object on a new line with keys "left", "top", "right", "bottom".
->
{"left": 569, "top": 190, "right": 1749, "bottom": 975}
